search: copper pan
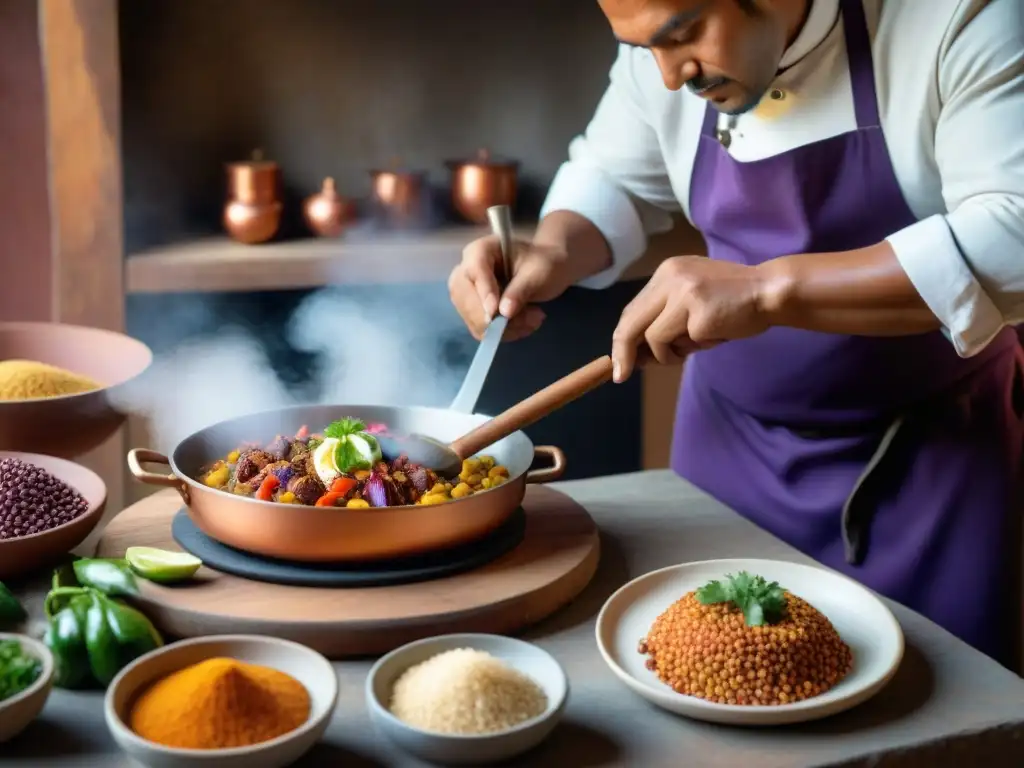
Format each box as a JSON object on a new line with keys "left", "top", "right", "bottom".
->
{"left": 127, "top": 404, "right": 565, "bottom": 563}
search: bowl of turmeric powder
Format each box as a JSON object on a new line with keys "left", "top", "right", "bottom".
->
{"left": 104, "top": 635, "right": 339, "bottom": 768}
{"left": 0, "top": 322, "right": 152, "bottom": 459}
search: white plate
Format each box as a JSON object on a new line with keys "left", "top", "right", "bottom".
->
{"left": 596, "top": 558, "right": 904, "bottom": 726}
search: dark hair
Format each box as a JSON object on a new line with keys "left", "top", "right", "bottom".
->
{"left": 736, "top": 0, "right": 759, "bottom": 12}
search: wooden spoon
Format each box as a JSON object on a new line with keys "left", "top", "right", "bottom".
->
{"left": 375, "top": 354, "right": 625, "bottom": 478}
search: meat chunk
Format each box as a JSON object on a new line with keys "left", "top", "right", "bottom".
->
{"left": 288, "top": 474, "right": 326, "bottom": 505}
{"left": 235, "top": 449, "right": 273, "bottom": 483}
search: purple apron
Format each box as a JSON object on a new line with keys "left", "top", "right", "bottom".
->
{"left": 672, "top": 0, "right": 1024, "bottom": 668}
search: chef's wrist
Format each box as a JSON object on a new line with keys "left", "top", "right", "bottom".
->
{"left": 533, "top": 210, "right": 614, "bottom": 284}
{"left": 752, "top": 257, "right": 799, "bottom": 326}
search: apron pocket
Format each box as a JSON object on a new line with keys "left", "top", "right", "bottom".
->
{"left": 841, "top": 415, "right": 907, "bottom": 565}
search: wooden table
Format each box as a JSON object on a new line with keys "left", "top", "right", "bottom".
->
{"left": 6, "top": 470, "right": 1024, "bottom": 767}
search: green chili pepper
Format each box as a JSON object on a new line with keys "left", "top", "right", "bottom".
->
{"left": 0, "top": 582, "right": 26, "bottom": 625}
{"left": 42, "top": 569, "right": 164, "bottom": 690}
{"left": 98, "top": 592, "right": 163, "bottom": 670}
{"left": 43, "top": 595, "right": 93, "bottom": 689}
{"left": 72, "top": 559, "right": 139, "bottom": 598}
{"left": 83, "top": 591, "right": 121, "bottom": 687}
{"left": 52, "top": 561, "right": 79, "bottom": 591}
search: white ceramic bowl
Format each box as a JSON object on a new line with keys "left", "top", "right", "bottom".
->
{"left": 105, "top": 635, "right": 338, "bottom": 768}
{"left": 0, "top": 633, "right": 55, "bottom": 743}
{"left": 366, "top": 633, "right": 568, "bottom": 765}
{"left": 597, "top": 558, "right": 904, "bottom": 726}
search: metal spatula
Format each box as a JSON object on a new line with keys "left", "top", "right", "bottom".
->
{"left": 448, "top": 205, "right": 514, "bottom": 414}
{"left": 376, "top": 354, "right": 621, "bottom": 478}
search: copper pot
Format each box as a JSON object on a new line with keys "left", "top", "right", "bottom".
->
{"left": 127, "top": 404, "right": 565, "bottom": 563}
{"left": 224, "top": 150, "right": 282, "bottom": 244}
{"left": 368, "top": 168, "right": 427, "bottom": 227}
{"left": 447, "top": 149, "right": 518, "bottom": 225}
{"left": 303, "top": 177, "right": 357, "bottom": 238}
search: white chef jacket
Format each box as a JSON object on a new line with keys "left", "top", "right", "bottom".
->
{"left": 539, "top": 0, "right": 1024, "bottom": 358}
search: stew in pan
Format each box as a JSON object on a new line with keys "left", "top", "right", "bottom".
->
{"left": 198, "top": 417, "right": 508, "bottom": 508}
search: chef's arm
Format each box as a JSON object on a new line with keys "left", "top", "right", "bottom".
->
{"left": 762, "top": 1, "right": 1024, "bottom": 357}
{"left": 538, "top": 46, "right": 679, "bottom": 289}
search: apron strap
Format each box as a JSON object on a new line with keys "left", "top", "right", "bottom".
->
{"left": 840, "top": 0, "right": 882, "bottom": 129}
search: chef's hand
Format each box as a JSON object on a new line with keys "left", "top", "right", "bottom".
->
{"left": 611, "top": 256, "right": 773, "bottom": 382}
{"left": 449, "top": 235, "right": 573, "bottom": 341}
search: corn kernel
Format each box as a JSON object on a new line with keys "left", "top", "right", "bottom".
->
{"left": 430, "top": 483, "right": 447, "bottom": 494}
{"left": 450, "top": 482, "right": 472, "bottom": 499}
{"left": 346, "top": 498, "right": 370, "bottom": 508}
{"left": 226, "top": 450, "right": 240, "bottom": 463}
{"left": 463, "top": 473, "right": 483, "bottom": 486}
{"left": 480, "top": 477, "right": 492, "bottom": 489}
{"left": 479, "top": 455, "right": 495, "bottom": 470}
{"left": 490, "top": 475, "right": 506, "bottom": 486}
{"left": 278, "top": 491, "right": 296, "bottom": 504}
{"left": 203, "top": 465, "right": 230, "bottom": 488}
{"left": 419, "top": 493, "right": 447, "bottom": 505}
{"left": 461, "top": 458, "right": 481, "bottom": 474}
{"left": 488, "top": 465, "right": 509, "bottom": 479}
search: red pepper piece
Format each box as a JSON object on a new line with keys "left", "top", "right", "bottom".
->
{"left": 256, "top": 474, "right": 280, "bottom": 501}
{"left": 314, "top": 491, "right": 345, "bottom": 507}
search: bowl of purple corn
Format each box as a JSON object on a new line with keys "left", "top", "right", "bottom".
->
{"left": 0, "top": 452, "right": 107, "bottom": 580}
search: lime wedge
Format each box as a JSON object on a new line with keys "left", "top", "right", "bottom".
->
{"left": 125, "top": 547, "right": 202, "bottom": 584}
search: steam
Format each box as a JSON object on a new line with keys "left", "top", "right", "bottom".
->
{"left": 117, "top": 285, "right": 467, "bottom": 453}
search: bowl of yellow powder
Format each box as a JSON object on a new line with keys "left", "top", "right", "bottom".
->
{"left": 104, "top": 635, "right": 338, "bottom": 768}
{"left": 366, "top": 633, "right": 568, "bottom": 765}
{"left": 0, "top": 322, "right": 152, "bottom": 459}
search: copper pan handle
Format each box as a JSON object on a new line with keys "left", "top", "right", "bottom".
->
{"left": 450, "top": 356, "right": 614, "bottom": 460}
{"left": 525, "top": 446, "right": 566, "bottom": 484}
{"left": 127, "top": 448, "right": 182, "bottom": 489}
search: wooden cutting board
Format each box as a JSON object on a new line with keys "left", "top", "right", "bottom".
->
{"left": 96, "top": 486, "right": 600, "bottom": 658}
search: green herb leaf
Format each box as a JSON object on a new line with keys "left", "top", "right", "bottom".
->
{"left": 0, "top": 639, "right": 42, "bottom": 702}
{"left": 324, "top": 418, "right": 367, "bottom": 439}
{"left": 695, "top": 571, "right": 787, "bottom": 627}
{"left": 695, "top": 579, "right": 732, "bottom": 605}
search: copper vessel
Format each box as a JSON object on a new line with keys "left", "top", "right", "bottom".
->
{"left": 447, "top": 149, "right": 518, "bottom": 225}
{"left": 223, "top": 150, "right": 282, "bottom": 244}
{"left": 368, "top": 166, "right": 427, "bottom": 228}
{"left": 127, "top": 403, "right": 565, "bottom": 562}
{"left": 303, "top": 177, "right": 357, "bottom": 237}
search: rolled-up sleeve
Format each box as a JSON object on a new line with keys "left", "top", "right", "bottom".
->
{"left": 886, "top": 0, "right": 1024, "bottom": 357}
{"left": 541, "top": 47, "right": 678, "bottom": 289}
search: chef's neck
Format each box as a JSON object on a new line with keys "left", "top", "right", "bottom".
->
{"left": 778, "top": 0, "right": 839, "bottom": 71}
{"left": 783, "top": 0, "right": 813, "bottom": 54}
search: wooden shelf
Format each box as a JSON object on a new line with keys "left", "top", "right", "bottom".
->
{"left": 126, "top": 219, "right": 705, "bottom": 295}
{"left": 126, "top": 227, "right": 494, "bottom": 295}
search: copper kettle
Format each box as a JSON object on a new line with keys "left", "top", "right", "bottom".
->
{"left": 368, "top": 166, "right": 428, "bottom": 228}
{"left": 446, "top": 149, "right": 518, "bottom": 225}
{"left": 303, "top": 177, "right": 357, "bottom": 237}
{"left": 223, "top": 149, "right": 283, "bottom": 244}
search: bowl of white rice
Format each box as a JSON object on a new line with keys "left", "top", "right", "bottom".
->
{"left": 365, "top": 633, "right": 568, "bottom": 765}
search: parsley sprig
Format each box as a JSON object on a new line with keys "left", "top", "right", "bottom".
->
{"left": 695, "top": 571, "right": 787, "bottom": 627}
{"left": 323, "top": 418, "right": 367, "bottom": 439}
{"left": 0, "top": 639, "right": 41, "bottom": 702}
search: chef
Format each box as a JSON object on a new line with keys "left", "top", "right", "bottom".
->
{"left": 448, "top": 0, "right": 1024, "bottom": 669}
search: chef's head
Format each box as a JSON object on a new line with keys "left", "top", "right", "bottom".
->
{"left": 599, "top": 0, "right": 805, "bottom": 115}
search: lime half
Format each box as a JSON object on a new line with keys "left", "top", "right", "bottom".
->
{"left": 125, "top": 547, "right": 202, "bottom": 584}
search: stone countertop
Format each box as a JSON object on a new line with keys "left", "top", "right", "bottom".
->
{"left": 5, "top": 470, "right": 1024, "bottom": 767}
